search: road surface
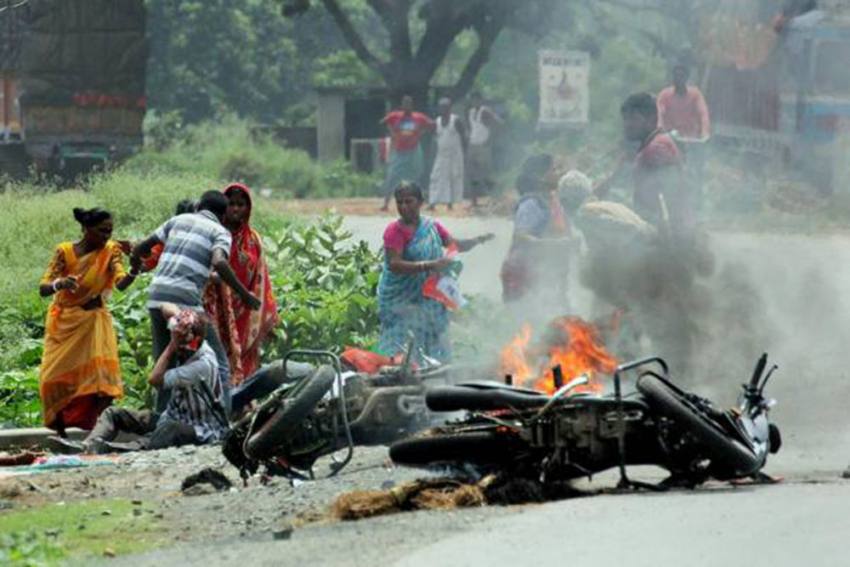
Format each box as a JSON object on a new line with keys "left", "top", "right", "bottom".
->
{"left": 107, "top": 216, "right": 850, "bottom": 566}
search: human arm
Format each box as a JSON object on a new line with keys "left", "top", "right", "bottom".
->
{"left": 148, "top": 332, "right": 179, "bottom": 388}
{"left": 446, "top": 233, "right": 494, "bottom": 253}
{"left": 110, "top": 243, "right": 137, "bottom": 292}
{"left": 39, "top": 246, "right": 78, "bottom": 297}
{"left": 386, "top": 248, "right": 452, "bottom": 275}
{"left": 211, "top": 248, "right": 261, "bottom": 310}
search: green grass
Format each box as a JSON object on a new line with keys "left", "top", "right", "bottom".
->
{"left": 0, "top": 498, "right": 166, "bottom": 566}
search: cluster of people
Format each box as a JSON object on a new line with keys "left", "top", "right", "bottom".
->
{"left": 40, "top": 177, "right": 489, "bottom": 453}
{"left": 41, "top": 186, "right": 279, "bottom": 453}
{"left": 379, "top": 92, "right": 502, "bottom": 213}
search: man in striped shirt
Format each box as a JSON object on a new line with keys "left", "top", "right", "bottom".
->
{"left": 131, "top": 191, "right": 260, "bottom": 413}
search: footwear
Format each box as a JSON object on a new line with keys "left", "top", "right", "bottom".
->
{"left": 47, "top": 436, "right": 85, "bottom": 455}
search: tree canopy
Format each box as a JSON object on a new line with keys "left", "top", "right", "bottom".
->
{"left": 280, "top": 0, "right": 562, "bottom": 102}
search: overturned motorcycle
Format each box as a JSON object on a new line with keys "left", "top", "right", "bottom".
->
{"left": 223, "top": 348, "right": 448, "bottom": 481}
{"left": 390, "top": 355, "right": 782, "bottom": 489}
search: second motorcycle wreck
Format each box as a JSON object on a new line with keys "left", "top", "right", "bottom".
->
{"left": 220, "top": 315, "right": 783, "bottom": 520}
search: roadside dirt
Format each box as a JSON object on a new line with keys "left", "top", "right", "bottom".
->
{"left": 0, "top": 445, "right": 427, "bottom": 549}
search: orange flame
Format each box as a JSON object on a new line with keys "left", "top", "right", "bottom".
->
{"left": 499, "top": 317, "right": 618, "bottom": 395}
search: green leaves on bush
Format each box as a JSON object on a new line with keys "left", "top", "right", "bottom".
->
{"left": 264, "top": 213, "right": 381, "bottom": 357}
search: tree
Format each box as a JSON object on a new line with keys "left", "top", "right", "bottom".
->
{"left": 281, "top": 0, "right": 562, "bottom": 103}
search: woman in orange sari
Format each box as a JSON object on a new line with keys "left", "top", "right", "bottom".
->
{"left": 204, "top": 183, "right": 278, "bottom": 385}
{"left": 39, "top": 208, "right": 138, "bottom": 435}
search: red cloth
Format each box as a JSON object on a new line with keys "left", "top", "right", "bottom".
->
{"left": 57, "top": 394, "right": 112, "bottom": 430}
{"left": 383, "top": 219, "right": 451, "bottom": 253}
{"left": 341, "top": 348, "right": 393, "bottom": 374}
{"left": 657, "top": 86, "right": 711, "bottom": 139}
{"left": 384, "top": 111, "right": 434, "bottom": 152}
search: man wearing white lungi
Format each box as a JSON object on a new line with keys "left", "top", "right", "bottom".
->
{"left": 428, "top": 97, "right": 466, "bottom": 211}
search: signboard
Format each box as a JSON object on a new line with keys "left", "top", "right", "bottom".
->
{"left": 538, "top": 50, "right": 589, "bottom": 127}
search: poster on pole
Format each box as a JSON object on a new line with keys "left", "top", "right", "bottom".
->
{"left": 538, "top": 50, "right": 590, "bottom": 127}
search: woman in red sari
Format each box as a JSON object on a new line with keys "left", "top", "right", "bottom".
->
{"left": 205, "top": 183, "right": 279, "bottom": 385}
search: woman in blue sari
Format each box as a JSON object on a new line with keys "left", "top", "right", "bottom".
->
{"left": 378, "top": 182, "right": 493, "bottom": 362}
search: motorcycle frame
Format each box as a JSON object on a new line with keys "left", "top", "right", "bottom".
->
{"left": 282, "top": 349, "right": 355, "bottom": 477}
{"left": 612, "top": 356, "right": 669, "bottom": 490}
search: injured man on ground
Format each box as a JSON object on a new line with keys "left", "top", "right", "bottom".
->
{"left": 50, "top": 305, "right": 229, "bottom": 454}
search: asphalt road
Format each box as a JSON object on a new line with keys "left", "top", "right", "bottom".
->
{"left": 109, "top": 217, "right": 850, "bottom": 566}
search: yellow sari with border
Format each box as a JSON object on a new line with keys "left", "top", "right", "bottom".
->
{"left": 39, "top": 240, "right": 126, "bottom": 428}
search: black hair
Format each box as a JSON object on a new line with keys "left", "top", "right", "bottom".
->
{"left": 198, "top": 190, "right": 229, "bottom": 218}
{"left": 393, "top": 181, "right": 424, "bottom": 202}
{"left": 73, "top": 207, "right": 111, "bottom": 228}
{"left": 175, "top": 199, "right": 198, "bottom": 215}
{"left": 621, "top": 92, "right": 658, "bottom": 119}
{"left": 516, "top": 154, "right": 553, "bottom": 196}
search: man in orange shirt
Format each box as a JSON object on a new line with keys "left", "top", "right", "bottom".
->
{"left": 657, "top": 64, "right": 710, "bottom": 204}
{"left": 657, "top": 64, "right": 711, "bottom": 139}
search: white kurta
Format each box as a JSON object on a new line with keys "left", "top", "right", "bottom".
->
{"left": 429, "top": 114, "right": 465, "bottom": 205}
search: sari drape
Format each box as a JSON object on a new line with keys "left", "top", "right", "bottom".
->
{"left": 377, "top": 218, "right": 450, "bottom": 362}
{"left": 205, "top": 184, "right": 279, "bottom": 385}
{"left": 39, "top": 241, "right": 125, "bottom": 429}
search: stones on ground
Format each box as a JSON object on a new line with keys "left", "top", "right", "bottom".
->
{"left": 101, "top": 509, "right": 112, "bottom": 516}
{"left": 103, "top": 547, "right": 116, "bottom": 557}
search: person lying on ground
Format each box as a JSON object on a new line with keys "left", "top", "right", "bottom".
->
{"left": 203, "top": 183, "right": 279, "bottom": 387}
{"left": 378, "top": 181, "right": 494, "bottom": 362}
{"left": 50, "top": 307, "right": 228, "bottom": 454}
{"left": 39, "top": 207, "right": 139, "bottom": 436}
{"left": 130, "top": 191, "right": 261, "bottom": 415}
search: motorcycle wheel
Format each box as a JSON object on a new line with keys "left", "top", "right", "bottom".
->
{"left": 245, "top": 365, "right": 336, "bottom": 459}
{"left": 637, "top": 374, "right": 760, "bottom": 477}
{"left": 390, "top": 429, "right": 521, "bottom": 467}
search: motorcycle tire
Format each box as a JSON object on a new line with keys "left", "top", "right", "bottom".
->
{"left": 390, "top": 430, "right": 521, "bottom": 467}
{"left": 637, "top": 374, "right": 760, "bottom": 477}
{"left": 245, "top": 365, "right": 336, "bottom": 459}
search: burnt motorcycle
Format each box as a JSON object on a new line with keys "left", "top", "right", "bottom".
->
{"left": 390, "top": 354, "right": 781, "bottom": 488}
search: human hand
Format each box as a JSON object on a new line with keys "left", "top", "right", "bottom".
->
{"left": 431, "top": 257, "right": 453, "bottom": 271}
{"left": 117, "top": 240, "right": 133, "bottom": 255}
{"left": 57, "top": 276, "right": 79, "bottom": 292}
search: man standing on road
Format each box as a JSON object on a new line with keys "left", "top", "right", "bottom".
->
{"left": 597, "top": 92, "right": 692, "bottom": 238}
{"left": 131, "top": 191, "right": 261, "bottom": 414}
{"left": 380, "top": 95, "right": 435, "bottom": 211}
{"left": 657, "top": 63, "right": 711, "bottom": 140}
{"left": 466, "top": 91, "right": 503, "bottom": 210}
{"left": 428, "top": 97, "right": 467, "bottom": 211}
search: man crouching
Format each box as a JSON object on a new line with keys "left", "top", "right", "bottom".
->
{"left": 52, "top": 305, "right": 228, "bottom": 453}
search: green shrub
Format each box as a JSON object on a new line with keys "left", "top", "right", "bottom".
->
{"left": 125, "top": 115, "right": 378, "bottom": 198}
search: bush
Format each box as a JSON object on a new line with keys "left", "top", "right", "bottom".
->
{"left": 125, "top": 114, "right": 379, "bottom": 198}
